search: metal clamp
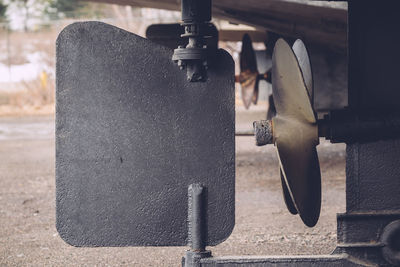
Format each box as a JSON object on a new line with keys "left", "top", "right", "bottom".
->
{"left": 172, "top": 0, "right": 212, "bottom": 82}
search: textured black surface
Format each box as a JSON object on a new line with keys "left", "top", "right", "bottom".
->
{"left": 346, "top": 139, "right": 400, "bottom": 212}
{"left": 56, "top": 22, "right": 235, "bottom": 247}
{"left": 332, "top": 138, "right": 400, "bottom": 266}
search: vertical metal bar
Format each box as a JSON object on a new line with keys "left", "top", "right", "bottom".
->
{"left": 184, "top": 184, "right": 211, "bottom": 267}
{"left": 189, "top": 183, "right": 206, "bottom": 251}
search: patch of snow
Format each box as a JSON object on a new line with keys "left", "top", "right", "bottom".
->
{"left": 0, "top": 119, "right": 54, "bottom": 140}
{"left": 0, "top": 51, "right": 53, "bottom": 84}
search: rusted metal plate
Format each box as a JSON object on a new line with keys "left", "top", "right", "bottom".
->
{"left": 56, "top": 22, "right": 235, "bottom": 247}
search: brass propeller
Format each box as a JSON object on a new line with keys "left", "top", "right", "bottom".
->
{"left": 280, "top": 39, "right": 315, "bottom": 217}
{"left": 254, "top": 38, "right": 321, "bottom": 227}
{"left": 235, "top": 34, "right": 270, "bottom": 109}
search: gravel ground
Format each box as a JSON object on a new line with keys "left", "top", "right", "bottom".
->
{"left": 0, "top": 114, "right": 346, "bottom": 266}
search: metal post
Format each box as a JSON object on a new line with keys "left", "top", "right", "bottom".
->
{"left": 183, "top": 184, "right": 212, "bottom": 267}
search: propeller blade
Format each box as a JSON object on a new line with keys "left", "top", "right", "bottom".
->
{"left": 272, "top": 38, "right": 321, "bottom": 227}
{"left": 281, "top": 169, "right": 298, "bottom": 215}
{"left": 240, "top": 72, "right": 257, "bottom": 109}
{"left": 240, "top": 34, "right": 258, "bottom": 73}
{"left": 292, "top": 39, "right": 313, "bottom": 103}
{"left": 272, "top": 39, "right": 315, "bottom": 122}
{"left": 278, "top": 40, "right": 314, "bottom": 216}
{"left": 239, "top": 34, "right": 258, "bottom": 109}
{"left": 275, "top": 122, "right": 321, "bottom": 227}
{"left": 252, "top": 76, "right": 260, "bottom": 105}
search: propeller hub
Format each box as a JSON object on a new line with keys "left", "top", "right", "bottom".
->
{"left": 253, "top": 120, "right": 273, "bottom": 146}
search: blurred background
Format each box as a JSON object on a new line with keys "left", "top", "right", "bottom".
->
{"left": 0, "top": 1, "right": 177, "bottom": 116}
{"left": 0, "top": 0, "right": 270, "bottom": 117}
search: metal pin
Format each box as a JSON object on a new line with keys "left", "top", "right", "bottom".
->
{"left": 184, "top": 184, "right": 212, "bottom": 267}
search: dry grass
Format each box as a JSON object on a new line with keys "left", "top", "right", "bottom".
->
{"left": 0, "top": 74, "right": 55, "bottom": 117}
{"left": 0, "top": 15, "right": 253, "bottom": 117}
{"left": 0, "top": 28, "right": 58, "bottom": 116}
{"left": 0, "top": 87, "right": 54, "bottom": 117}
{"left": 14, "top": 76, "right": 55, "bottom": 107}
{"left": 0, "top": 28, "right": 58, "bottom": 65}
{"left": 0, "top": 103, "right": 54, "bottom": 117}
{"left": 0, "top": 17, "right": 152, "bottom": 117}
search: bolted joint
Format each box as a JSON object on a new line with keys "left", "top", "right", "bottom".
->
{"left": 253, "top": 120, "right": 273, "bottom": 146}
{"left": 172, "top": 0, "right": 212, "bottom": 83}
{"left": 381, "top": 220, "right": 400, "bottom": 266}
{"left": 183, "top": 250, "right": 212, "bottom": 267}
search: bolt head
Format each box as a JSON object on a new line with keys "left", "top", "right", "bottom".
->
{"left": 178, "top": 60, "right": 186, "bottom": 69}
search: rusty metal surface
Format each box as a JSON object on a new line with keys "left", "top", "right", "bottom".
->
{"left": 56, "top": 21, "right": 235, "bottom": 247}
{"left": 253, "top": 120, "right": 273, "bottom": 146}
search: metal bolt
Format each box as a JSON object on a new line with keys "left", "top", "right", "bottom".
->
{"left": 381, "top": 220, "right": 400, "bottom": 266}
{"left": 253, "top": 120, "right": 273, "bottom": 146}
{"left": 178, "top": 60, "right": 185, "bottom": 70}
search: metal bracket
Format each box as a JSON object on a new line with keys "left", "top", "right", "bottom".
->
{"left": 172, "top": 0, "right": 212, "bottom": 82}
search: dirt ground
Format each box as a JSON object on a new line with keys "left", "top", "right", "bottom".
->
{"left": 0, "top": 114, "right": 346, "bottom": 266}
